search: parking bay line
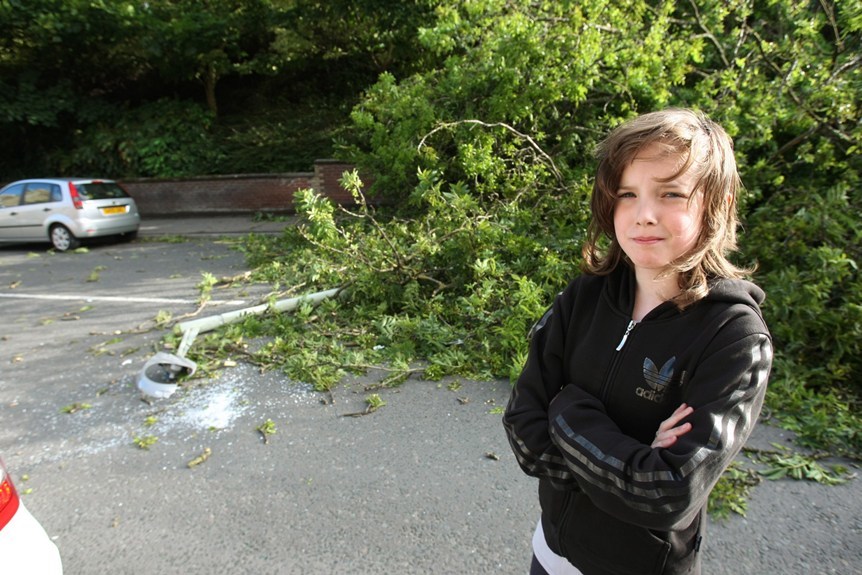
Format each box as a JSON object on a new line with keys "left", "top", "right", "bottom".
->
{"left": 0, "top": 293, "right": 247, "bottom": 306}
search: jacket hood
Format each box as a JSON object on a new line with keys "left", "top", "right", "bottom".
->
{"left": 706, "top": 277, "right": 766, "bottom": 308}
{"left": 604, "top": 265, "right": 766, "bottom": 319}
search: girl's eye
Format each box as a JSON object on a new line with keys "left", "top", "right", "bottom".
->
{"left": 616, "top": 191, "right": 636, "bottom": 199}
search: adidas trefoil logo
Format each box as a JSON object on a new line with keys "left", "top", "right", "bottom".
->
{"left": 637, "top": 356, "right": 675, "bottom": 403}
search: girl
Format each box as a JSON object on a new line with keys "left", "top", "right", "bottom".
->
{"left": 503, "top": 108, "right": 772, "bottom": 575}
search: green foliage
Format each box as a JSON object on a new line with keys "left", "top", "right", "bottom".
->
{"left": 751, "top": 446, "right": 851, "bottom": 485}
{"left": 213, "top": 97, "right": 352, "bottom": 173}
{"left": 342, "top": 0, "right": 696, "bottom": 200}
{"left": 290, "top": 0, "right": 437, "bottom": 77}
{"left": 707, "top": 461, "right": 761, "bottom": 520}
{"left": 763, "top": 367, "right": 861, "bottom": 458}
{"left": 197, "top": 272, "right": 218, "bottom": 306}
{"left": 330, "top": 0, "right": 862, "bottom": 459}
{"left": 142, "top": 0, "right": 283, "bottom": 115}
{"left": 0, "top": 0, "right": 433, "bottom": 176}
{"left": 365, "top": 394, "right": 386, "bottom": 411}
{"left": 256, "top": 419, "right": 277, "bottom": 435}
{"left": 233, "top": 168, "right": 583, "bottom": 389}
{"left": 0, "top": 0, "right": 148, "bottom": 176}
{"left": 0, "top": 0, "right": 146, "bottom": 108}
{"left": 60, "top": 402, "right": 92, "bottom": 414}
{"left": 52, "top": 99, "right": 221, "bottom": 177}
{"left": 133, "top": 435, "right": 158, "bottom": 450}
{"left": 256, "top": 419, "right": 277, "bottom": 443}
{"left": 700, "top": 1, "right": 862, "bottom": 457}
{"left": 219, "top": 0, "right": 862, "bottom": 462}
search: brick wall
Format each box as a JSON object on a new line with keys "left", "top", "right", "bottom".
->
{"left": 122, "top": 160, "right": 365, "bottom": 217}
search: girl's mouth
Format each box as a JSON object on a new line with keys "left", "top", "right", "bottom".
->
{"left": 632, "top": 236, "right": 662, "bottom": 244}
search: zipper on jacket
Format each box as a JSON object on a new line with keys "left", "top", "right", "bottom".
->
{"left": 601, "top": 319, "right": 637, "bottom": 404}
{"left": 615, "top": 320, "right": 636, "bottom": 351}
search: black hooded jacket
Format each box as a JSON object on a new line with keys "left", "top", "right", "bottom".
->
{"left": 503, "top": 266, "right": 772, "bottom": 575}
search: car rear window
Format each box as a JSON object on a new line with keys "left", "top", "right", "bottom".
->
{"left": 76, "top": 182, "right": 129, "bottom": 200}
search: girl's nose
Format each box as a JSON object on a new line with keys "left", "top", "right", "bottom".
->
{"left": 636, "top": 198, "right": 658, "bottom": 225}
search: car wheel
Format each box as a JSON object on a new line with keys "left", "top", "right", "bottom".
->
{"left": 49, "top": 224, "right": 80, "bottom": 251}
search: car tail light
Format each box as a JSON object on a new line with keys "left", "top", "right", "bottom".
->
{"left": 0, "top": 466, "right": 21, "bottom": 531}
{"left": 68, "top": 182, "right": 84, "bottom": 209}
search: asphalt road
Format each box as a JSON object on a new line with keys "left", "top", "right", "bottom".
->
{"left": 1, "top": 217, "right": 859, "bottom": 574}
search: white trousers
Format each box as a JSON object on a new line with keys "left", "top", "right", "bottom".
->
{"left": 532, "top": 518, "right": 584, "bottom": 575}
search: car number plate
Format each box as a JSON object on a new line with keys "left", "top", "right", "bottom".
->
{"left": 102, "top": 206, "right": 126, "bottom": 215}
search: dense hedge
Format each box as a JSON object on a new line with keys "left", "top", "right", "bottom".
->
{"left": 0, "top": 0, "right": 435, "bottom": 178}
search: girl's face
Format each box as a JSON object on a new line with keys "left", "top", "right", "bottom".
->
{"left": 613, "top": 144, "right": 704, "bottom": 282}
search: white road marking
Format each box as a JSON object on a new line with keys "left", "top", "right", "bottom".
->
{"left": 0, "top": 293, "right": 247, "bottom": 306}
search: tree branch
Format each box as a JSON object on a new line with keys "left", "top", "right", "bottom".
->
{"left": 687, "top": 0, "right": 730, "bottom": 69}
{"left": 418, "top": 119, "right": 567, "bottom": 192}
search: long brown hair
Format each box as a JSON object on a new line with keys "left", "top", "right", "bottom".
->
{"left": 582, "top": 108, "right": 747, "bottom": 308}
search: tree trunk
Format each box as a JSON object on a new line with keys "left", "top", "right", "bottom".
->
{"left": 203, "top": 63, "right": 218, "bottom": 116}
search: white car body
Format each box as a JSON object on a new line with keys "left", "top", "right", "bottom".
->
{"left": 0, "top": 459, "right": 63, "bottom": 574}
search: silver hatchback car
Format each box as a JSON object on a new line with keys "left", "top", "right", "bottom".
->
{"left": 0, "top": 178, "right": 141, "bottom": 251}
